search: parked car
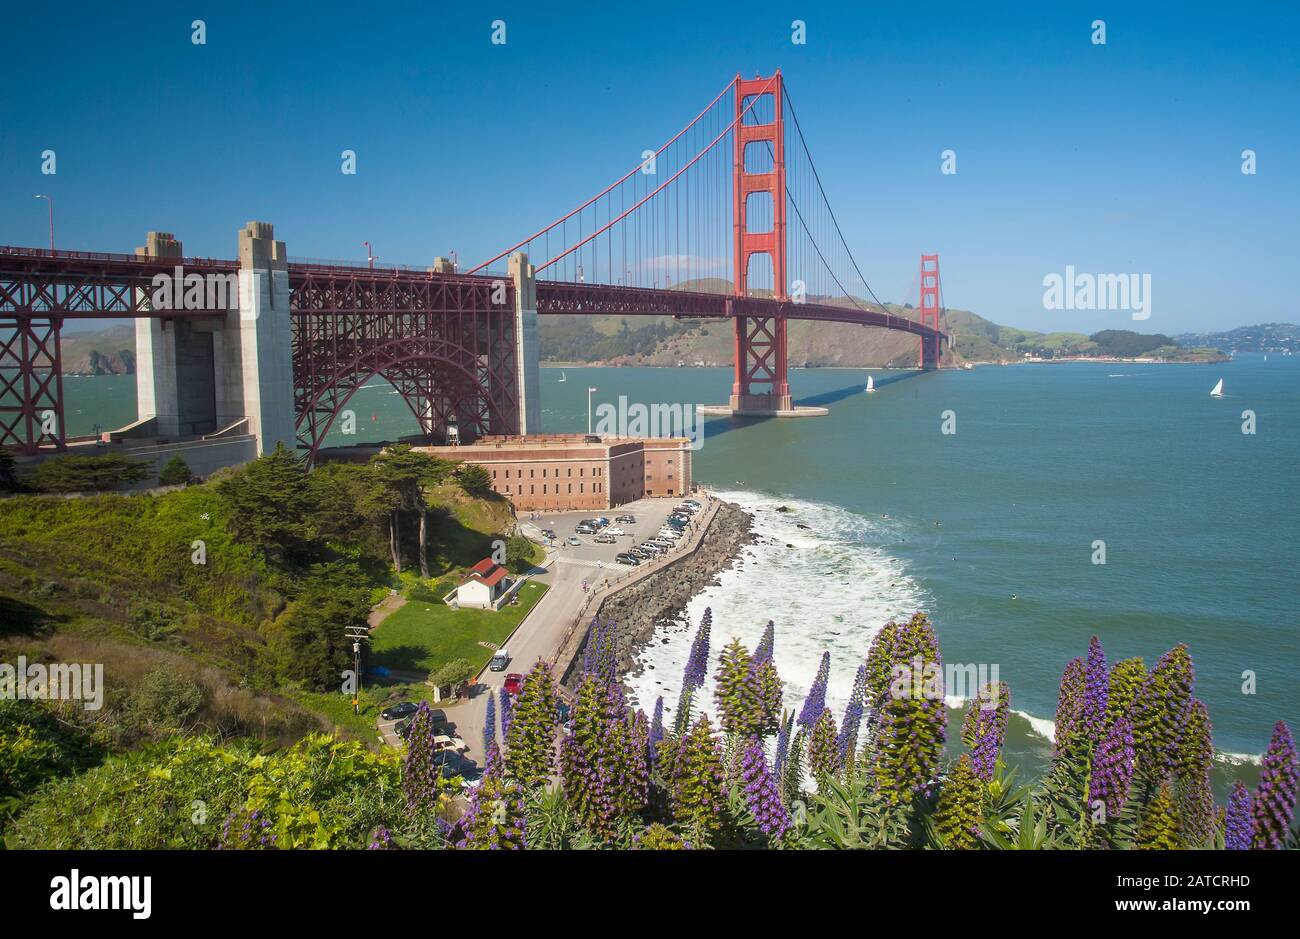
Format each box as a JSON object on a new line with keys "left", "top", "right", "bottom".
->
{"left": 503, "top": 673, "right": 525, "bottom": 695}
{"left": 647, "top": 540, "right": 674, "bottom": 551}
{"left": 615, "top": 553, "right": 640, "bottom": 566}
{"left": 666, "top": 517, "right": 689, "bottom": 529}
{"left": 682, "top": 499, "right": 702, "bottom": 509}
{"left": 394, "top": 711, "right": 455, "bottom": 741}
{"left": 541, "top": 529, "right": 556, "bottom": 540}
{"left": 615, "top": 514, "right": 636, "bottom": 524}
{"left": 627, "top": 547, "right": 652, "bottom": 559}
{"left": 432, "top": 734, "right": 468, "bottom": 753}
{"left": 604, "top": 526, "right": 625, "bottom": 536}
{"left": 433, "top": 750, "right": 482, "bottom": 784}
{"left": 489, "top": 649, "right": 511, "bottom": 672}
{"left": 566, "top": 536, "right": 582, "bottom": 546}
{"left": 675, "top": 503, "right": 699, "bottom": 514}
{"left": 575, "top": 523, "right": 597, "bottom": 534}
{"left": 594, "top": 517, "right": 611, "bottom": 528}
{"left": 594, "top": 533, "right": 617, "bottom": 544}
{"left": 380, "top": 701, "right": 419, "bottom": 721}
{"left": 656, "top": 528, "right": 682, "bottom": 540}
{"left": 639, "top": 542, "right": 665, "bottom": 556}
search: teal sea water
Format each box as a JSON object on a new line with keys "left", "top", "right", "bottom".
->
{"left": 61, "top": 356, "right": 1299, "bottom": 781}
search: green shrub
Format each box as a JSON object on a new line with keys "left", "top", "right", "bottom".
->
{"left": 28, "top": 453, "right": 149, "bottom": 493}
{"left": 128, "top": 668, "right": 205, "bottom": 731}
{"left": 5, "top": 733, "right": 403, "bottom": 849}
{"left": 158, "top": 455, "right": 191, "bottom": 486}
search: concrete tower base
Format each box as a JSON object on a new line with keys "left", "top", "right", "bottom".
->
{"left": 698, "top": 399, "right": 829, "bottom": 418}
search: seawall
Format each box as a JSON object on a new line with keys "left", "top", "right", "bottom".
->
{"left": 557, "top": 499, "right": 753, "bottom": 687}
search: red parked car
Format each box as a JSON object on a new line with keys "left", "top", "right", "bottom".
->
{"left": 503, "top": 673, "right": 524, "bottom": 696}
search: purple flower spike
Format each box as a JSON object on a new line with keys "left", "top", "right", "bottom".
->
{"left": 1251, "top": 720, "right": 1299, "bottom": 850}
{"left": 797, "top": 651, "right": 831, "bottom": 731}
{"left": 1224, "top": 781, "right": 1252, "bottom": 850}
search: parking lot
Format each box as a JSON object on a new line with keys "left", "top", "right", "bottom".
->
{"left": 521, "top": 497, "right": 706, "bottom": 572}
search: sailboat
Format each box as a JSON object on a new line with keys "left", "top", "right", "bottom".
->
{"left": 1210, "top": 378, "right": 1224, "bottom": 398}
{"left": 558, "top": 371, "right": 567, "bottom": 383}
{"left": 865, "top": 375, "right": 876, "bottom": 394}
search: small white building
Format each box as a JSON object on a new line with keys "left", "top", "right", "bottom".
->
{"left": 445, "top": 557, "right": 512, "bottom": 610}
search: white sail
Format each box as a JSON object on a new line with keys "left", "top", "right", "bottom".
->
{"left": 866, "top": 375, "right": 875, "bottom": 393}
{"left": 559, "top": 371, "right": 567, "bottom": 382}
{"left": 1210, "top": 379, "right": 1224, "bottom": 397}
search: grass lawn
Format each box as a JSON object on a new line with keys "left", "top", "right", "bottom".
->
{"left": 291, "top": 681, "right": 438, "bottom": 743}
{"left": 370, "top": 579, "right": 549, "bottom": 675}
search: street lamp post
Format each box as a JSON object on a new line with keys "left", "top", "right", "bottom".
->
{"left": 34, "top": 195, "right": 54, "bottom": 251}
{"left": 362, "top": 241, "right": 375, "bottom": 270}
{"left": 587, "top": 386, "right": 597, "bottom": 436}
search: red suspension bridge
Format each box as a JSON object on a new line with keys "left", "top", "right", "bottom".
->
{"left": 1, "top": 70, "right": 947, "bottom": 460}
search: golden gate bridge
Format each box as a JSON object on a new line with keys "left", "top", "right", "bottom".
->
{"left": 1, "top": 70, "right": 947, "bottom": 461}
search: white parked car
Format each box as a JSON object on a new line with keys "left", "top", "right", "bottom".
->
{"left": 605, "top": 526, "right": 625, "bottom": 536}
{"left": 657, "top": 528, "right": 682, "bottom": 540}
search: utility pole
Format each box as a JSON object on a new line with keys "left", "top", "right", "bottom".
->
{"left": 345, "top": 626, "right": 370, "bottom": 714}
{"left": 362, "top": 241, "right": 375, "bottom": 270}
{"left": 587, "top": 386, "right": 597, "bottom": 435}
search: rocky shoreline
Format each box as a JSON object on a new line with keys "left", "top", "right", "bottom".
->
{"left": 573, "top": 500, "right": 754, "bottom": 686}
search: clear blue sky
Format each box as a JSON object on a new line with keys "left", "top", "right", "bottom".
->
{"left": 2, "top": 1, "right": 1295, "bottom": 334}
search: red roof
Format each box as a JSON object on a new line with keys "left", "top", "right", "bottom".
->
{"left": 461, "top": 557, "right": 509, "bottom": 588}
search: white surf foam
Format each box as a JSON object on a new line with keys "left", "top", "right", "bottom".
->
{"left": 624, "top": 490, "right": 927, "bottom": 726}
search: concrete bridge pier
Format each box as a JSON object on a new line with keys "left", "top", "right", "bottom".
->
{"left": 508, "top": 251, "right": 541, "bottom": 435}
{"left": 132, "top": 222, "right": 296, "bottom": 458}
{"left": 231, "top": 221, "right": 296, "bottom": 455}
{"left": 134, "top": 231, "right": 221, "bottom": 437}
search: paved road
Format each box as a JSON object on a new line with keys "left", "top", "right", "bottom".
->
{"left": 451, "top": 498, "right": 697, "bottom": 766}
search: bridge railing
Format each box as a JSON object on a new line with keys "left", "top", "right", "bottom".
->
{"left": 0, "top": 245, "right": 236, "bottom": 270}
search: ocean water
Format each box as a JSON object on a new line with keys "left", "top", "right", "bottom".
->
{"left": 60, "top": 355, "right": 1300, "bottom": 778}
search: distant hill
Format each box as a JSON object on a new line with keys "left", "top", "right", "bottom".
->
{"left": 537, "top": 298, "right": 1225, "bottom": 367}
{"left": 1176, "top": 323, "right": 1299, "bottom": 355}
{"left": 53, "top": 310, "right": 1240, "bottom": 374}
{"left": 59, "top": 325, "right": 135, "bottom": 375}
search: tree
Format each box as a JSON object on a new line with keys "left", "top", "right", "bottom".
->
{"left": 128, "top": 668, "right": 204, "bottom": 730}
{"left": 455, "top": 462, "right": 492, "bottom": 497}
{"left": 504, "top": 535, "right": 535, "bottom": 574}
{"left": 158, "top": 455, "right": 191, "bottom": 486}
{"left": 216, "top": 443, "right": 316, "bottom": 568}
{"left": 429, "top": 659, "right": 474, "bottom": 696}
{"left": 372, "top": 445, "right": 447, "bottom": 578}
{"left": 27, "top": 453, "right": 149, "bottom": 493}
{"left": 277, "top": 561, "right": 369, "bottom": 691}
{"left": 0, "top": 450, "right": 19, "bottom": 491}
{"left": 307, "top": 460, "right": 396, "bottom": 561}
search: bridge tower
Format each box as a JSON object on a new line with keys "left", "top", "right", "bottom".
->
{"left": 729, "top": 70, "right": 793, "bottom": 414}
{"left": 919, "top": 253, "right": 943, "bottom": 370}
